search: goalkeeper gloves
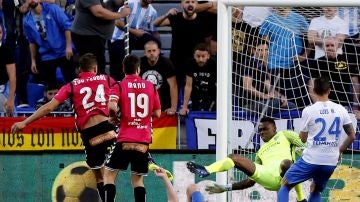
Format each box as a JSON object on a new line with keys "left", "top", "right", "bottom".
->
{"left": 148, "top": 163, "right": 174, "bottom": 182}
{"left": 205, "top": 183, "right": 232, "bottom": 194}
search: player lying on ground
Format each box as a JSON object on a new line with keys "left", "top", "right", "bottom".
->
{"left": 187, "top": 117, "right": 307, "bottom": 202}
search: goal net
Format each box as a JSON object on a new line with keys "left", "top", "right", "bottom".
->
{"left": 217, "top": 2, "right": 360, "bottom": 201}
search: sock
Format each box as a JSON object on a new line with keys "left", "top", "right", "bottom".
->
{"left": 104, "top": 184, "right": 116, "bottom": 202}
{"left": 277, "top": 186, "right": 290, "bottom": 202}
{"left": 308, "top": 191, "right": 321, "bottom": 202}
{"left": 134, "top": 186, "right": 146, "bottom": 202}
{"left": 97, "top": 182, "right": 105, "bottom": 202}
{"left": 204, "top": 157, "right": 235, "bottom": 174}
{"left": 294, "top": 184, "right": 305, "bottom": 201}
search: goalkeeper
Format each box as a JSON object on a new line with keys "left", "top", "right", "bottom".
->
{"left": 187, "top": 117, "right": 306, "bottom": 201}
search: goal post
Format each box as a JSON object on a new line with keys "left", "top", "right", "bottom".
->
{"left": 217, "top": 0, "right": 360, "bottom": 201}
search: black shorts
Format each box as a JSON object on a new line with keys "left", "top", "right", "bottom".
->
{"left": 105, "top": 142, "right": 149, "bottom": 175}
{"left": 80, "top": 121, "right": 116, "bottom": 169}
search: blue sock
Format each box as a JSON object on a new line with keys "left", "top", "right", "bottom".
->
{"left": 308, "top": 191, "right": 321, "bottom": 202}
{"left": 277, "top": 186, "right": 290, "bottom": 202}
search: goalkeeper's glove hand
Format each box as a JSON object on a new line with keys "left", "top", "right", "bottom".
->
{"left": 205, "top": 183, "right": 228, "bottom": 194}
{"left": 148, "top": 163, "right": 174, "bottom": 182}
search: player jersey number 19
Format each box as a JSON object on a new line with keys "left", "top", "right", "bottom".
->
{"left": 128, "top": 93, "right": 149, "bottom": 118}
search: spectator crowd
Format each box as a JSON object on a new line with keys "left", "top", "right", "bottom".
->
{"left": 1, "top": 0, "right": 360, "bottom": 118}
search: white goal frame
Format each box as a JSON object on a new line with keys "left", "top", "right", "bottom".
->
{"left": 216, "top": 0, "right": 360, "bottom": 201}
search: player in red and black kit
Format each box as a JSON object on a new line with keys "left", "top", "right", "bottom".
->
{"left": 11, "top": 53, "right": 116, "bottom": 201}
{"left": 103, "top": 55, "right": 161, "bottom": 202}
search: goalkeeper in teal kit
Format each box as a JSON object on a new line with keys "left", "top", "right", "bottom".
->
{"left": 187, "top": 117, "right": 307, "bottom": 201}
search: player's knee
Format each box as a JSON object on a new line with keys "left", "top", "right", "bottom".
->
{"left": 280, "top": 159, "right": 292, "bottom": 177}
{"left": 311, "top": 182, "right": 324, "bottom": 193}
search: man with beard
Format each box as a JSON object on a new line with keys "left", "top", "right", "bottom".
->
{"left": 140, "top": 40, "right": 178, "bottom": 115}
{"left": 109, "top": 0, "right": 159, "bottom": 80}
{"left": 179, "top": 43, "right": 216, "bottom": 115}
{"left": 308, "top": 36, "right": 360, "bottom": 110}
{"left": 153, "top": 0, "right": 214, "bottom": 87}
{"left": 23, "top": 0, "right": 76, "bottom": 87}
{"left": 71, "top": 0, "right": 130, "bottom": 74}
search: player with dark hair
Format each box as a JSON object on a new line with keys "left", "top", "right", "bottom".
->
{"left": 103, "top": 54, "right": 161, "bottom": 202}
{"left": 11, "top": 53, "right": 116, "bottom": 201}
{"left": 187, "top": 117, "right": 307, "bottom": 201}
{"left": 278, "top": 76, "right": 356, "bottom": 202}
{"left": 179, "top": 42, "right": 217, "bottom": 115}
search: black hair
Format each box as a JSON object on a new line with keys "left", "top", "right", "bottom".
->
{"left": 260, "top": 117, "right": 276, "bottom": 126}
{"left": 79, "top": 53, "right": 97, "bottom": 72}
{"left": 45, "top": 83, "right": 60, "bottom": 92}
{"left": 193, "top": 43, "right": 210, "bottom": 53}
{"left": 314, "top": 76, "right": 331, "bottom": 96}
{"left": 123, "top": 54, "right": 140, "bottom": 75}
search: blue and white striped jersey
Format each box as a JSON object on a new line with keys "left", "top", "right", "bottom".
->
{"left": 111, "top": 0, "right": 158, "bottom": 42}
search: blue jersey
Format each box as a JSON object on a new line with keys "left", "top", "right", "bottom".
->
{"left": 259, "top": 11, "right": 308, "bottom": 69}
{"left": 300, "top": 101, "right": 352, "bottom": 166}
{"left": 111, "top": 0, "right": 157, "bottom": 41}
{"left": 23, "top": 3, "right": 72, "bottom": 61}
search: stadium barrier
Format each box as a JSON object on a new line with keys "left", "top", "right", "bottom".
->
{"left": 0, "top": 152, "right": 358, "bottom": 201}
{"left": 0, "top": 113, "right": 177, "bottom": 151}
{"left": 1, "top": 110, "right": 359, "bottom": 151}
{"left": 185, "top": 111, "right": 360, "bottom": 150}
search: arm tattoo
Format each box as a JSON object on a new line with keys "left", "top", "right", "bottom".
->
{"left": 343, "top": 124, "right": 355, "bottom": 136}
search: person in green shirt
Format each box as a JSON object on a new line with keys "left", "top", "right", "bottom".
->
{"left": 187, "top": 117, "right": 306, "bottom": 201}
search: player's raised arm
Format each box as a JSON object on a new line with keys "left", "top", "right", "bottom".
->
{"left": 11, "top": 98, "right": 61, "bottom": 134}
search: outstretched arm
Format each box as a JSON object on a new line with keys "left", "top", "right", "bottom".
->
{"left": 232, "top": 179, "right": 256, "bottom": 190}
{"left": 206, "top": 179, "right": 255, "bottom": 194}
{"left": 153, "top": 168, "right": 178, "bottom": 202}
{"left": 11, "top": 99, "right": 60, "bottom": 133}
{"left": 153, "top": 8, "right": 177, "bottom": 27}
{"left": 196, "top": 1, "right": 217, "bottom": 13}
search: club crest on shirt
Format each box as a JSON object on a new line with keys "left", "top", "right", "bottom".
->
{"left": 335, "top": 61, "right": 347, "bottom": 70}
{"left": 142, "top": 70, "right": 163, "bottom": 90}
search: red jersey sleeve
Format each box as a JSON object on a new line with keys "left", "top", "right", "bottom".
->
{"left": 109, "top": 82, "right": 121, "bottom": 102}
{"left": 109, "top": 76, "right": 117, "bottom": 86}
{"left": 54, "top": 83, "right": 72, "bottom": 103}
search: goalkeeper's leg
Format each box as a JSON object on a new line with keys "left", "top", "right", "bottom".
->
{"left": 187, "top": 154, "right": 256, "bottom": 177}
